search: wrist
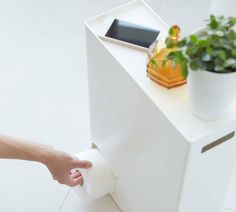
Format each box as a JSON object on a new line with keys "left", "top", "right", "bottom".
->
{"left": 36, "top": 145, "right": 56, "bottom": 165}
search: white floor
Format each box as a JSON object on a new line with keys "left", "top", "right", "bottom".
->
{"left": 0, "top": 0, "right": 235, "bottom": 211}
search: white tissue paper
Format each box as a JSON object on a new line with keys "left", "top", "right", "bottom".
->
{"left": 73, "top": 149, "right": 117, "bottom": 201}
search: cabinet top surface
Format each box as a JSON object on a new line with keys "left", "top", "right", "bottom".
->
{"left": 85, "top": 0, "right": 236, "bottom": 142}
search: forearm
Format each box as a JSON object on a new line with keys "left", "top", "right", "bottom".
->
{"left": 0, "top": 134, "right": 52, "bottom": 164}
{"left": 0, "top": 134, "right": 92, "bottom": 187}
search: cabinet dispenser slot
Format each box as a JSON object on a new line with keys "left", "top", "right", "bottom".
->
{"left": 202, "top": 131, "right": 235, "bottom": 153}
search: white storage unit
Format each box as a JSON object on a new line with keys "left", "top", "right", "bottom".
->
{"left": 84, "top": 1, "right": 236, "bottom": 211}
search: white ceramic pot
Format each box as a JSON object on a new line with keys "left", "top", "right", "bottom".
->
{"left": 188, "top": 69, "right": 236, "bottom": 120}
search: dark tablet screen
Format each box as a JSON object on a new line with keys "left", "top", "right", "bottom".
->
{"left": 105, "top": 19, "right": 160, "bottom": 48}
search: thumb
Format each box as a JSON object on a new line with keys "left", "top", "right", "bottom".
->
{"left": 73, "top": 159, "right": 92, "bottom": 169}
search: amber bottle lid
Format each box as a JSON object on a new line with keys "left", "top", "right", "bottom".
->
{"left": 169, "top": 25, "right": 180, "bottom": 42}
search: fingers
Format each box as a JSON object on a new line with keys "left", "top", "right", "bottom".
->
{"left": 73, "top": 159, "right": 92, "bottom": 169}
{"left": 50, "top": 154, "right": 92, "bottom": 187}
{"left": 70, "top": 172, "right": 81, "bottom": 179}
{"left": 56, "top": 174, "right": 83, "bottom": 187}
{"left": 66, "top": 176, "right": 83, "bottom": 187}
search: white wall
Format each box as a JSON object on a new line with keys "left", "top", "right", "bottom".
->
{"left": 152, "top": 0, "right": 211, "bottom": 34}
{"left": 210, "top": 0, "right": 236, "bottom": 16}
{"left": 97, "top": 0, "right": 212, "bottom": 34}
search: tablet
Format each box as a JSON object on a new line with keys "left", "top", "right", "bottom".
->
{"left": 102, "top": 19, "right": 160, "bottom": 51}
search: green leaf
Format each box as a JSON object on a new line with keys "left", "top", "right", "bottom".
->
{"left": 186, "top": 46, "right": 199, "bottom": 56}
{"left": 233, "top": 40, "right": 236, "bottom": 47}
{"left": 167, "top": 51, "right": 176, "bottom": 60}
{"left": 229, "top": 17, "right": 236, "bottom": 27}
{"left": 210, "top": 19, "right": 218, "bottom": 29}
{"left": 215, "top": 31, "right": 224, "bottom": 36}
{"left": 190, "top": 60, "right": 199, "bottom": 70}
{"left": 210, "top": 15, "right": 215, "bottom": 21}
{"left": 173, "top": 51, "right": 185, "bottom": 64}
{"left": 167, "top": 43, "right": 174, "bottom": 48}
{"left": 206, "top": 47, "right": 213, "bottom": 55}
{"left": 215, "top": 65, "right": 224, "bottom": 71}
{"left": 231, "top": 17, "right": 236, "bottom": 24}
{"left": 232, "top": 49, "right": 236, "bottom": 57}
{"left": 202, "top": 53, "right": 211, "bottom": 61}
{"left": 165, "top": 38, "right": 174, "bottom": 48}
{"left": 224, "top": 58, "right": 236, "bottom": 68}
{"left": 227, "top": 30, "right": 236, "bottom": 40}
{"left": 222, "top": 43, "right": 232, "bottom": 50}
{"left": 169, "top": 27, "right": 174, "bottom": 36}
{"left": 176, "top": 39, "right": 186, "bottom": 47}
{"left": 150, "top": 58, "right": 157, "bottom": 67}
{"left": 181, "top": 62, "right": 188, "bottom": 79}
{"left": 218, "top": 51, "right": 227, "bottom": 61}
{"left": 198, "top": 40, "right": 209, "bottom": 46}
{"left": 190, "top": 35, "right": 198, "bottom": 44}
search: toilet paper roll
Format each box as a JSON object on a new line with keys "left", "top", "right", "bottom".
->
{"left": 73, "top": 149, "right": 117, "bottom": 201}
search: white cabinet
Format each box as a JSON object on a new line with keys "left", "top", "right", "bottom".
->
{"left": 85, "top": 1, "right": 236, "bottom": 211}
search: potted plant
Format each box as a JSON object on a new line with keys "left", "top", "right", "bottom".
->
{"left": 165, "top": 15, "right": 236, "bottom": 120}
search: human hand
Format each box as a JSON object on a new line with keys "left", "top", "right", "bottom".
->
{"left": 43, "top": 150, "right": 92, "bottom": 187}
